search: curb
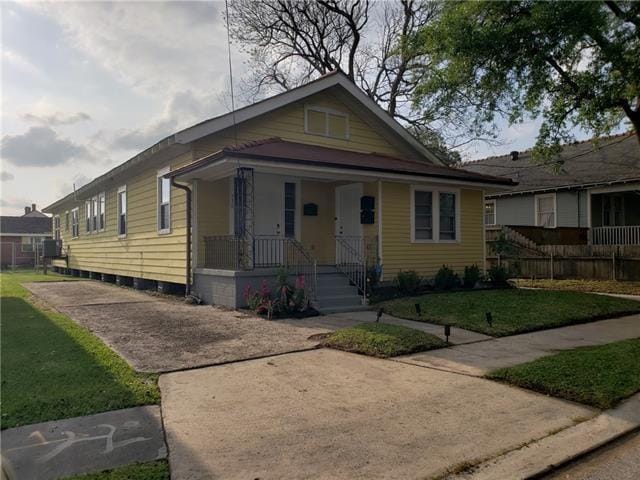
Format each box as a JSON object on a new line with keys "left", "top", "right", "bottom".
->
{"left": 447, "top": 393, "right": 640, "bottom": 479}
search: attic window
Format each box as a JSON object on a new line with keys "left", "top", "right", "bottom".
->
{"left": 304, "top": 106, "right": 349, "bottom": 140}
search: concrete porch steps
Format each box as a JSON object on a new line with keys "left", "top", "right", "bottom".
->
{"left": 315, "top": 265, "right": 366, "bottom": 313}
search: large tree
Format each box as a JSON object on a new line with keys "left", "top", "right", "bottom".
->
{"left": 412, "top": 1, "right": 640, "bottom": 161}
{"left": 228, "top": 0, "right": 482, "bottom": 164}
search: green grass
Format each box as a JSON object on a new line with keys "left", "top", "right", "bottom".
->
{"left": 66, "top": 461, "right": 169, "bottom": 480}
{"left": 321, "top": 322, "right": 447, "bottom": 358}
{"left": 488, "top": 338, "right": 640, "bottom": 409}
{"left": 515, "top": 279, "right": 640, "bottom": 296}
{"left": 381, "top": 289, "right": 640, "bottom": 337}
{"left": 0, "top": 271, "right": 160, "bottom": 429}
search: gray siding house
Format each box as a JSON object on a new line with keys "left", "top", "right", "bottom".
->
{"left": 464, "top": 133, "right": 640, "bottom": 245}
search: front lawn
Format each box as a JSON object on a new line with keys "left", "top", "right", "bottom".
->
{"left": 67, "top": 461, "right": 169, "bottom": 480}
{"left": 381, "top": 289, "right": 640, "bottom": 336}
{"left": 488, "top": 338, "right": 640, "bottom": 409}
{"left": 1, "top": 271, "right": 160, "bottom": 429}
{"left": 515, "top": 279, "right": 640, "bottom": 297}
{"left": 321, "top": 322, "right": 447, "bottom": 358}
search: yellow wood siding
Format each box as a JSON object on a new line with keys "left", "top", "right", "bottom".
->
{"left": 195, "top": 178, "right": 230, "bottom": 267}
{"left": 51, "top": 151, "right": 192, "bottom": 284}
{"left": 380, "top": 182, "right": 484, "bottom": 279}
{"left": 193, "top": 91, "right": 404, "bottom": 159}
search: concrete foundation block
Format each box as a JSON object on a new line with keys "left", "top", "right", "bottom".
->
{"left": 116, "top": 275, "right": 133, "bottom": 287}
{"left": 133, "top": 278, "right": 155, "bottom": 290}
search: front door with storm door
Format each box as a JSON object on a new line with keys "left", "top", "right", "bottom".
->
{"left": 253, "top": 174, "right": 297, "bottom": 266}
{"left": 335, "top": 183, "right": 363, "bottom": 264}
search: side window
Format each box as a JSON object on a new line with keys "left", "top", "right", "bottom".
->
{"left": 85, "top": 200, "right": 91, "bottom": 233}
{"left": 117, "top": 186, "right": 127, "bottom": 237}
{"left": 535, "top": 193, "right": 556, "bottom": 228}
{"left": 91, "top": 196, "right": 98, "bottom": 232}
{"left": 71, "top": 208, "right": 79, "bottom": 238}
{"left": 484, "top": 200, "right": 496, "bottom": 226}
{"left": 157, "top": 168, "right": 171, "bottom": 233}
{"left": 439, "top": 192, "right": 457, "bottom": 241}
{"left": 54, "top": 215, "right": 61, "bottom": 240}
{"left": 98, "top": 192, "right": 106, "bottom": 231}
{"left": 411, "top": 187, "right": 459, "bottom": 242}
{"left": 65, "top": 211, "right": 69, "bottom": 232}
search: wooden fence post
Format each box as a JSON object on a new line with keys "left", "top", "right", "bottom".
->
{"left": 550, "top": 253, "right": 554, "bottom": 280}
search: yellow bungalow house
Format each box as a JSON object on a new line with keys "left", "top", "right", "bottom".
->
{"left": 44, "top": 72, "right": 513, "bottom": 312}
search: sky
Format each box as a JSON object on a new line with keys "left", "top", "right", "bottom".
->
{"left": 0, "top": 1, "right": 588, "bottom": 217}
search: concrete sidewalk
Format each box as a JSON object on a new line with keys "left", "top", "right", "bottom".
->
{"left": 0, "top": 406, "right": 166, "bottom": 480}
{"left": 291, "top": 309, "right": 492, "bottom": 345}
{"left": 396, "top": 314, "right": 640, "bottom": 376}
{"left": 449, "top": 393, "right": 640, "bottom": 479}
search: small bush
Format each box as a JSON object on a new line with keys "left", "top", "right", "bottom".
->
{"left": 434, "top": 265, "right": 459, "bottom": 290}
{"left": 394, "top": 270, "right": 422, "bottom": 295}
{"left": 488, "top": 265, "right": 510, "bottom": 286}
{"left": 463, "top": 264, "right": 481, "bottom": 289}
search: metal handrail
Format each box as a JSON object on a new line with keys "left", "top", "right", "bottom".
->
{"left": 335, "top": 235, "right": 368, "bottom": 303}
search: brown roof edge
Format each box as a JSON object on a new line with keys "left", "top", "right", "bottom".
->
{"left": 168, "top": 139, "right": 516, "bottom": 187}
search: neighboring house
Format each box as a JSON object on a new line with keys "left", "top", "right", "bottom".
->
{"left": 465, "top": 133, "right": 640, "bottom": 246}
{"left": 0, "top": 204, "right": 52, "bottom": 268}
{"left": 44, "top": 71, "right": 512, "bottom": 310}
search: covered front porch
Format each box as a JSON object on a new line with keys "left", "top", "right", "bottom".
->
{"left": 188, "top": 167, "right": 379, "bottom": 310}
{"left": 589, "top": 185, "right": 640, "bottom": 245}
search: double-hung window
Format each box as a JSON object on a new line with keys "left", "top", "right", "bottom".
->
{"left": 91, "top": 196, "right": 98, "bottom": 232}
{"left": 117, "top": 186, "right": 127, "bottom": 237}
{"left": 64, "top": 211, "right": 69, "bottom": 232}
{"left": 98, "top": 192, "right": 106, "bottom": 231}
{"left": 284, "top": 182, "right": 296, "bottom": 238}
{"left": 21, "top": 236, "right": 35, "bottom": 252}
{"left": 71, "top": 208, "right": 79, "bottom": 238}
{"left": 54, "top": 215, "right": 61, "bottom": 240}
{"left": 413, "top": 191, "right": 433, "bottom": 240}
{"left": 484, "top": 200, "right": 496, "bottom": 226}
{"left": 535, "top": 193, "right": 556, "bottom": 228}
{"left": 411, "top": 186, "right": 459, "bottom": 242}
{"left": 85, "top": 200, "right": 92, "bottom": 233}
{"left": 157, "top": 168, "right": 171, "bottom": 233}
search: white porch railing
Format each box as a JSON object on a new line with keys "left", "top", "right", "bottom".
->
{"left": 334, "top": 235, "right": 378, "bottom": 303}
{"left": 590, "top": 226, "right": 640, "bottom": 245}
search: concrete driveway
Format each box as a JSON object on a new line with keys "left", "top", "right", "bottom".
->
{"left": 24, "top": 281, "right": 330, "bottom": 373}
{"left": 160, "top": 349, "right": 594, "bottom": 480}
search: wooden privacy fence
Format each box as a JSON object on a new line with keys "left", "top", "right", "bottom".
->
{"left": 488, "top": 254, "right": 640, "bottom": 281}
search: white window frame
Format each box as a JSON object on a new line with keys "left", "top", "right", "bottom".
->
{"left": 85, "top": 200, "right": 92, "bottom": 233}
{"left": 484, "top": 199, "right": 497, "bottom": 226}
{"left": 304, "top": 105, "right": 349, "bottom": 140}
{"left": 157, "top": 167, "right": 171, "bottom": 234}
{"left": 21, "top": 236, "right": 35, "bottom": 252}
{"left": 53, "top": 215, "right": 60, "bottom": 240}
{"left": 64, "top": 210, "right": 69, "bottom": 232}
{"left": 71, "top": 207, "right": 79, "bottom": 239}
{"left": 91, "top": 196, "right": 98, "bottom": 232}
{"left": 410, "top": 185, "right": 461, "bottom": 243}
{"left": 534, "top": 193, "right": 557, "bottom": 228}
{"left": 117, "top": 185, "right": 127, "bottom": 238}
{"left": 97, "top": 192, "right": 106, "bottom": 232}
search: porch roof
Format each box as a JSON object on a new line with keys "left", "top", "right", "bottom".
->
{"left": 168, "top": 138, "right": 516, "bottom": 188}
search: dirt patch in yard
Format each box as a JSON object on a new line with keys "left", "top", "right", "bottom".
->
{"left": 23, "top": 281, "right": 330, "bottom": 373}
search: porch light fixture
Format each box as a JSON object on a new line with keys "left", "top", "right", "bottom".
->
{"left": 415, "top": 303, "right": 421, "bottom": 316}
{"left": 444, "top": 325, "right": 451, "bottom": 344}
{"left": 376, "top": 307, "right": 384, "bottom": 323}
{"left": 485, "top": 312, "right": 493, "bottom": 328}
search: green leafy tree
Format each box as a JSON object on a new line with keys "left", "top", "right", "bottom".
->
{"left": 412, "top": 1, "right": 640, "bottom": 161}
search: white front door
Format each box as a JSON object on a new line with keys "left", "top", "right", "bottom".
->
{"left": 335, "top": 183, "right": 363, "bottom": 263}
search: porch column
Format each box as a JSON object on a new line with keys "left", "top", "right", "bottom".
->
{"left": 234, "top": 167, "right": 255, "bottom": 269}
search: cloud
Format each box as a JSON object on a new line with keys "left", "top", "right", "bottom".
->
{"left": 0, "top": 196, "right": 31, "bottom": 215}
{"left": 2, "top": 48, "right": 42, "bottom": 78}
{"left": 56, "top": 173, "right": 93, "bottom": 197}
{"left": 28, "top": 2, "right": 241, "bottom": 100}
{"left": 1, "top": 171, "right": 15, "bottom": 182}
{"left": 94, "top": 90, "right": 221, "bottom": 152}
{"left": 1, "top": 126, "right": 91, "bottom": 167}
{"left": 21, "top": 111, "right": 92, "bottom": 126}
